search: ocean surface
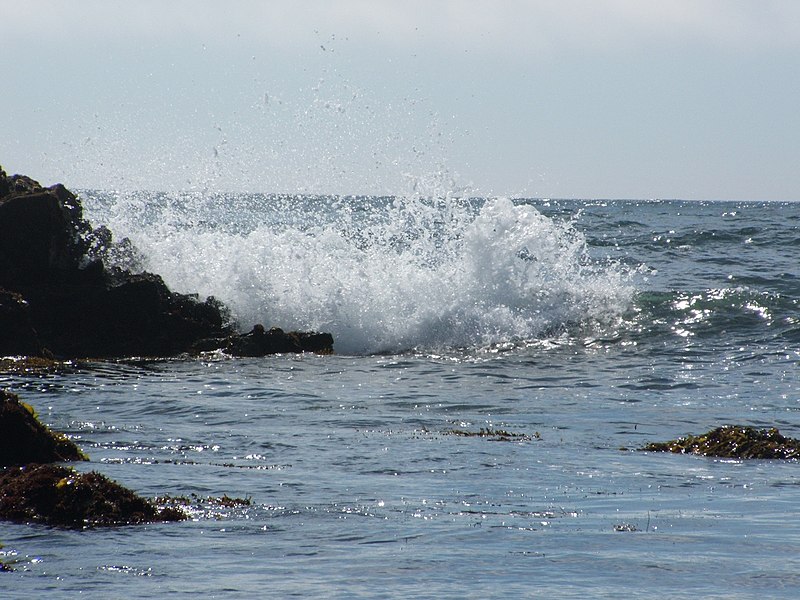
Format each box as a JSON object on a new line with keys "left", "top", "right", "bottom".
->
{"left": 2, "top": 193, "right": 799, "bottom": 598}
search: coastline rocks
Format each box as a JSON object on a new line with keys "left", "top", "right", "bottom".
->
{"left": 0, "top": 390, "right": 185, "bottom": 528}
{"left": 0, "top": 165, "right": 333, "bottom": 358}
{"left": 0, "top": 390, "right": 87, "bottom": 466}
{"left": 194, "top": 324, "right": 334, "bottom": 356}
{"left": 0, "top": 288, "right": 45, "bottom": 357}
{"left": 641, "top": 425, "right": 800, "bottom": 459}
{"left": 0, "top": 463, "right": 185, "bottom": 527}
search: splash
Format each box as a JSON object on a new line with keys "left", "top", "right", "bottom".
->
{"left": 83, "top": 190, "right": 634, "bottom": 355}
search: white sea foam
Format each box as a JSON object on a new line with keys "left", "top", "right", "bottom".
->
{"left": 84, "top": 191, "right": 634, "bottom": 354}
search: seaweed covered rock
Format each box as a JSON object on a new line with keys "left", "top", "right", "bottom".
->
{"left": 641, "top": 425, "right": 800, "bottom": 459}
{"left": 0, "top": 390, "right": 87, "bottom": 466}
{"left": 0, "top": 463, "right": 185, "bottom": 527}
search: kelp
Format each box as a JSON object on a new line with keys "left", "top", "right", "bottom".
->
{"left": 443, "top": 428, "right": 536, "bottom": 442}
{"left": 642, "top": 425, "right": 800, "bottom": 459}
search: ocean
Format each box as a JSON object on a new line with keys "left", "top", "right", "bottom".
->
{"left": 1, "top": 193, "right": 799, "bottom": 598}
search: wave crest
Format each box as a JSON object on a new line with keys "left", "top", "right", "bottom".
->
{"left": 85, "top": 192, "right": 634, "bottom": 354}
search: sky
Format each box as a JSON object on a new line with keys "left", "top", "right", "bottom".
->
{"left": 1, "top": 0, "right": 799, "bottom": 200}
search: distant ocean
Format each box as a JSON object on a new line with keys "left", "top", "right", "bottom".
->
{"left": 2, "top": 193, "right": 799, "bottom": 598}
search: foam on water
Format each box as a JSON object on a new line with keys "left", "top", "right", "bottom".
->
{"left": 83, "top": 190, "right": 634, "bottom": 354}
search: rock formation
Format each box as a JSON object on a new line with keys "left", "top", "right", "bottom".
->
{"left": 0, "top": 463, "right": 185, "bottom": 527}
{"left": 0, "top": 390, "right": 185, "bottom": 528}
{"left": 0, "top": 166, "right": 333, "bottom": 358}
{"left": 0, "top": 390, "right": 87, "bottom": 466}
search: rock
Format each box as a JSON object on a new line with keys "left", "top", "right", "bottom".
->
{"left": 0, "top": 176, "right": 89, "bottom": 288}
{"left": 0, "top": 166, "right": 334, "bottom": 358}
{"left": 27, "top": 272, "right": 232, "bottom": 358}
{"left": 641, "top": 425, "right": 800, "bottom": 459}
{"left": 0, "top": 463, "right": 185, "bottom": 527}
{"left": 0, "top": 288, "right": 44, "bottom": 357}
{"left": 0, "top": 390, "right": 87, "bottom": 466}
{"left": 0, "top": 388, "right": 185, "bottom": 527}
{"left": 193, "top": 324, "right": 333, "bottom": 356}
{"left": 0, "top": 165, "right": 234, "bottom": 358}
{"left": 227, "top": 325, "right": 333, "bottom": 356}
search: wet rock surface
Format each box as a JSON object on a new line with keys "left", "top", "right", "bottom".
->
{"left": 0, "top": 390, "right": 87, "bottom": 466}
{"left": 641, "top": 425, "right": 800, "bottom": 459}
{"left": 0, "top": 166, "right": 333, "bottom": 358}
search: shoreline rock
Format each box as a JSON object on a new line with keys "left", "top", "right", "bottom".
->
{"left": 0, "top": 390, "right": 186, "bottom": 530}
{"left": 0, "top": 463, "right": 185, "bottom": 528}
{"left": 0, "top": 166, "right": 333, "bottom": 359}
{"left": 193, "top": 324, "right": 334, "bottom": 356}
{"left": 0, "top": 390, "right": 87, "bottom": 466}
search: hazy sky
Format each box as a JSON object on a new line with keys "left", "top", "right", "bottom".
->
{"left": 2, "top": 0, "right": 799, "bottom": 199}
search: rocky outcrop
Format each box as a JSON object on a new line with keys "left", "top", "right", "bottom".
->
{"left": 0, "top": 390, "right": 185, "bottom": 528}
{"left": 0, "top": 390, "right": 87, "bottom": 466}
{"left": 0, "top": 463, "right": 185, "bottom": 527}
{"left": 0, "top": 289, "right": 44, "bottom": 357}
{"left": 0, "top": 165, "right": 333, "bottom": 358}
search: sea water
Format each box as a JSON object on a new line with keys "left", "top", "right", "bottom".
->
{"left": 1, "top": 195, "right": 799, "bottom": 598}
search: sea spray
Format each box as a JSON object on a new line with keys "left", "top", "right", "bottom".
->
{"left": 82, "top": 191, "right": 634, "bottom": 354}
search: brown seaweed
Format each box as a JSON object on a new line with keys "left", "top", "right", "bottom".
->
{"left": 442, "top": 428, "right": 536, "bottom": 442}
{"left": 641, "top": 425, "right": 800, "bottom": 459}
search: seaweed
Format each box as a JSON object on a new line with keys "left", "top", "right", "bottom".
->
{"left": 641, "top": 425, "right": 800, "bottom": 459}
{"left": 0, "top": 356, "right": 65, "bottom": 375}
{"left": 154, "top": 493, "right": 252, "bottom": 508}
{"left": 442, "top": 428, "right": 536, "bottom": 442}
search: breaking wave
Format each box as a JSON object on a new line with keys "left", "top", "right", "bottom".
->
{"left": 83, "top": 191, "right": 635, "bottom": 354}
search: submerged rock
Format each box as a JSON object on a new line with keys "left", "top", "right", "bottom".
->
{"left": 641, "top": 425, "right": 800, "bottom": 459}
{"left": 0, "top": 390, "right": 87, "bottom": 466}
{"left": 0, "top": 463, "right": 185, "bottom": 527}
{"left": 0, "top": 165, "right": 333, "bottom": 358}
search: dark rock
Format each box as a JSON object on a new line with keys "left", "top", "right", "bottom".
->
{"left": 0, "top": 389, "right": 185, "bottom": 528}
{"left": 194, "top": 324, "right": 334, "bottom": 356}
{"left": 0, "top": 166, "right": 333, "bottom": 358}
{"left": 0, "top": 463, "right": 185, "bottom": 527}
{"left": 641, "top": 425, "right": 800, "bottom": 459}
{"left": 0, "top": 288, "right": 44, "bottom": 357}
{"left": 0, "top": 390, "right": 87, "bottom": 466}
{"left": 0, "top": 166, "right": 8, "bottom": 198}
